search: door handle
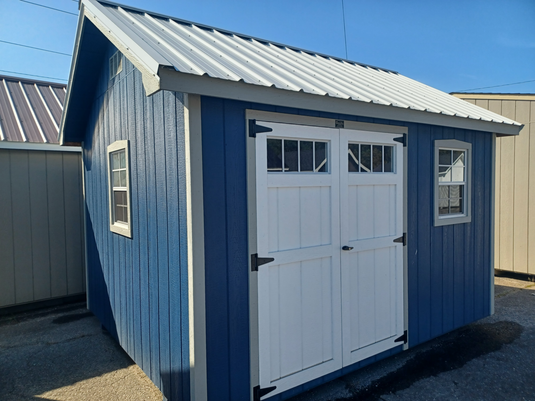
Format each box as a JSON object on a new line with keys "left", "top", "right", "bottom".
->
{"left": 342, "top": 246, "right": 353, "bottom": 251}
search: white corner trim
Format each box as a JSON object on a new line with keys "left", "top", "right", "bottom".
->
{"left": 185, "top": 93, "right": 208, "bottom": 401}
{"left": 0, "top": 142, "right": 81, "bottom": 152}
{"left": 490, "top": 134, "right": 496, "bottom": 315}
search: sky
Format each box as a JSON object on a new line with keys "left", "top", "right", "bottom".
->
{"left": 0, "top": 0, "right": 534, "bottom": 94}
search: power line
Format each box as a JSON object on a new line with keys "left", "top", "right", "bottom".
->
{"left": 19, "top": 0, "right": 78, "bottom": 16}
{"left": 457, "top": 79, "right": 535, "bottom": 92}
{"left": 341, "top": 0, "right": 348, "bottom": 59}
{"left": 0, "top": 39, "right": 71, "bottom": 56}
{"left": 0, "top": 69, "right": 68, "bottom": 82}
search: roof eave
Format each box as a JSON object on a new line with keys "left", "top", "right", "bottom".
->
{"left": 159, "top": 68, "right": 522, "bottom": 136}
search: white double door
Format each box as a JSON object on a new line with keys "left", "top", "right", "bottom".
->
{"left": 255, "top": 121, "right": 404, "bottom": 398}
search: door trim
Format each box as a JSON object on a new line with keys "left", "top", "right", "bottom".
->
{"left": 246, "top": 110, "right": 409, "bottom": 400}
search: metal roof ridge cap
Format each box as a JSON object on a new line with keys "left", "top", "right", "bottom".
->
{"left": 93, "top": 0, "right": 397, "bottom": 74}
{"left": 0, "top": 74, "right": 66, "bottom": 88}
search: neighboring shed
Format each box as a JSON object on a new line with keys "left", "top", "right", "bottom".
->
{"left": 60, "top": 1, "right": 523, "bottom": 400}
{"left": 452, "top": 93, "right": 535, "bottom": 278}
{"left": 0, "top": 75, "right": 85, "bottom": 312}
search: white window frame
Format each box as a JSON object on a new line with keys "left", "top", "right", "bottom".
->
{"left": 107, "top": 140, "right": 132, "bottom": 238}
{"left": 434, "top": 139, "right": 472, "bottom": 226}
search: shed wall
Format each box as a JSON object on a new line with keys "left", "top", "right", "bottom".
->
{"left": 457, "top": 96, "right": 535, "bottom": 275}
{"left": 0, "top": 149, "right": 85, "bottom": 309}
{"left": 82, "top": 50, "right": 189, "bottom": 400}
{"left": 200, "top": 98, "right": 493, "bottom": 400}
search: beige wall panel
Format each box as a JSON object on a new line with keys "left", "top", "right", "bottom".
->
{"left": 465, "top": 99, "right": 476, "bottom": 105}
{"left": 529, "top": 101, "right": 535, "bottom": 274}
{"left": 475, "top": 99, "right": 489, "bottom": 110}
{"left": 498, "top": 101, "right": 517, "bottom": 272}
{"left": 62, "top": 153, "right": 85, "bottom": 295}
{"left": 28, "top": 151, "right": 52, "bottom": 301}
{"left": 10, "top": 151, "right": 34, "bottom": 304}
{"left": 46, "top": 152, "right": 68, "bottom": 298}
{"left": 0, "top": 149, "right": 85, "bottom": 309}
{"left": 0, "top": 151, "right": 16, "bottom": 307}
{"left": 488, "top": 100, "right": 502, "bottom": 270}
{"left": 512, "top": 101, "right": 531, "bottom": 273}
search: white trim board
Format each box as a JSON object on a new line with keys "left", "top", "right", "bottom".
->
{"left": 160, "top": 69, "right": 520, "bottom": 137}
{"left": 0, "top": 142, "right": 81, "bottom": 152}
{"left": 185, "top": 93, "right": 208, "bottom": 401}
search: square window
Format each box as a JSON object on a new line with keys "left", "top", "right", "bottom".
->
{"left": 108, "top": 140, "right": 132, "bottom": 237}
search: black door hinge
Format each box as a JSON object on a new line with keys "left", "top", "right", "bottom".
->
{"left": 249, "top": 119, "right": 273, "bottom": 138}
{"left": 253, "top": 385, "right": 277, "bottom": 401}
{"left": 251, "top": 253, "right": 275, "bottom": 272}
{"left": 393, "top": 233, "right": 406, "bottom": 246}
{"left": 395, "top": 330, "right": 408, "bottom": 344}
{"left": 393, "top": 133, "right": 407, "bottom": 147}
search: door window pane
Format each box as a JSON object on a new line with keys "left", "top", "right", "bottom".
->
{"left": 267, "top": 139, "right": 282, "bottom": 171}
{"left": 373, "top": 145, "right": 383, "bottom": 172}
{"left": 360, "top": 144, "right": 371, "bottom": 172}
{"left": 383, "top": 146, "right": 393, "bottom": 172}
{"left": 300, "top": 141, "right": 313, "bottom": 172}
{"left": 315, "top": 142, "right": 327, "bottom": 172}
{"left": 284, "top": 140, "right": 298, "bottom": 172}
{"left": 348, "top": 143, "right": 360, "bottom": 172}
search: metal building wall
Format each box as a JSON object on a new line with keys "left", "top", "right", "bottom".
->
{"left": 200, "top": 97, "right": 493, "bottom": 400}
{"left": 0, "top": 148, "right": 85, "bottom": 309}
{"left": 454, "top": 94, "right": 535, "bottom": 276}
{"left": 82, "top": 49, "right": 190, "bottom": 400}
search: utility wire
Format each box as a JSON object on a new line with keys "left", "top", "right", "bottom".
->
{"left": 0, "top": 39, "right": 72, "bottom": 56}
{"left": 456, "top": 79, "right": 535, "bottom": 92}
{"left": 341, "top": 0, "right": 348, "bottom": 59}
{"left": 19, "top": 0, "right": 78, "bottom": 16}
{"left": 0, "top": 69, "right": 68, "bottom": 82}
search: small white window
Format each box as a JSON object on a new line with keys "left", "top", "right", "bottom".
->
{"left": 267, "top": 138, "right": 329, "bottom": 173}
{"left": 434, "top": 139, "right": 471, "bottom": 226}
{"left": 109, "top": 51, "right": 123, "bottom": 80}
{"left": 107, "top": 140, "right": 131, "bottom": 237}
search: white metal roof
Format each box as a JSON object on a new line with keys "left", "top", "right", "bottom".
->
{"left": 74, "top": 0, "right": 522, "bottom": 134}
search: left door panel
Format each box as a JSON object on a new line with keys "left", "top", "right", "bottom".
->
{"left": 255, "top": 122, "right": 342, "bottom": 398}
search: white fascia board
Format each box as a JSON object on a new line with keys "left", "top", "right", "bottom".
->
{"left": 0, "top": 142, "right": 81, "bottom": 152}
{"left": 59, "top": 4, "right": 90, "bottom": 145}
{"left": 159, "top": 68, "right": 522, "bottom": 137}
{"left": 83, "top": 0, "right": 168, "bottom": 73}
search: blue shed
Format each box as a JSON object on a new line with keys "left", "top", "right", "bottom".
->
{"left": 60, "top": 1, "right": 522, "bottom": 400}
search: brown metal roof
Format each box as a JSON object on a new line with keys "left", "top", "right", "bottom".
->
{"left": 0, "top": 75, "right": 66, "bottom": 144}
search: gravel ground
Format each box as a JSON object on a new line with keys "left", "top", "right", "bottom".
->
{"left": 0, "top": 304, "right": 162, "bottom": 401}
{"left": 290, "top": 276, "right": 535, "bottom": 401}
{"left": 0, "top": 276, "right": 533, "bottom": 401}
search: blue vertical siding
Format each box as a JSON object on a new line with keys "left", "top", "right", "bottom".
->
{"left": 82, "top": 45, "right": 189, "bottom": 401}
{"left": 201, "top": 97, "right": 494, "bottom": 400}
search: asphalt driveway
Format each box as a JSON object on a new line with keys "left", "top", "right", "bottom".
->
{"left": 0, "top": 276, "right": 533, "bottom": 401}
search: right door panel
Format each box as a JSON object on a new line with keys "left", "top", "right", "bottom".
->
{"left": 339, "top": 129, "right": 405, "bottom": 366}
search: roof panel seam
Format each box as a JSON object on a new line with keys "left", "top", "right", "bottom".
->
{"left": 3, "top": 79, "right": 27, "bottom": 142}
{"left": 35, "top": 84, "right": 59, "bottom": 132}
{"left": 49, "top": 86, "right": 63, "bottom": 110}
{"left": 19, "top": 82, "right": 47, "bottom": 143}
